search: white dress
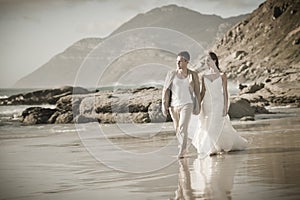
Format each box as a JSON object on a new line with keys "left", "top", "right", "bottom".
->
{"left": 189, "top": 76, "right": 248, "bottom": 156}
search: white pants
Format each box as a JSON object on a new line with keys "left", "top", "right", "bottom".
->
{"left": 169, "top": 103, "right": 193, "bottom": 154}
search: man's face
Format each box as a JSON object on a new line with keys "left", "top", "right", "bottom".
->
{"left": 176, "top": 56, "right": 188, "bottom": 70}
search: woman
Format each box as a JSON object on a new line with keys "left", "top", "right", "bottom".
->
{"left": 192, "top": 52, "right": 248, "bottom": 156}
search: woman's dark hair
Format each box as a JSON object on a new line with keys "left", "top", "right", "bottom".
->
{"left": 208, "top": 51, "right": 221, "bottom": 72}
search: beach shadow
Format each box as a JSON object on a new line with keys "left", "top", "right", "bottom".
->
{"left": 172, "top": 154, "right": 245, "bottom": 199}
{"left": 233, "top": 147, "right": 300, "bottom": 155}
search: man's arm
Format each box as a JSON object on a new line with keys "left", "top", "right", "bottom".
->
{"left": 221, "top": 73, "right": 228, "bottom": 116}
{"left": 193, "top": 72, "right": 201, "bottom": 114}
{"left": 162, "top": 72, "right": 171, "bottom": 117}
{"left": 200, "top": 76, "right": 205, "bottom": 104}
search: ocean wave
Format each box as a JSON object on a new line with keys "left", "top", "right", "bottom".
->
{"left": 0, "top": 104, "right": 56, "bottom": 116}
{"left": 0, "top": 95, "right": 8, "bottom": 99}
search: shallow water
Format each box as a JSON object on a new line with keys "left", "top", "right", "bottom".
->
{"left": 0, "top": 113, "right": 300, "bottom": 199}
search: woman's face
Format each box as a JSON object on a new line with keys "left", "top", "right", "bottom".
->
{"left": 205, "top": 56, "right": 219, "bottom": 72}
{"left": 205, "top": 56, "right": 215, "bottom": 69}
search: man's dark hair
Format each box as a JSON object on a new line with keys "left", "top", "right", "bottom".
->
{"left": 177, "top": 51, "right": 190, "bottom": 62}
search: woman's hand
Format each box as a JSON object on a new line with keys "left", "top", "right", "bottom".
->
{"left": 222, "top": 109, "right": 227, "bottom": 117}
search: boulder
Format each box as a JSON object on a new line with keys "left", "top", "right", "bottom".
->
{"left": 19, "top": 86, "right": 275, "bottom": 125}
{"left": 55, "top": 111, "right": 74, "bottom": 124}
{"left": 22, "top": 107, "right": 57, "bottom": 125}
{"left": 228, "top": 98, "right": 255, "bottom": 118}
{"left": 148, "top": 101, "right": 169, "bottom": 123}
{"left": 234, "top": 50, "right": 247, "bottom": 60}
{"left": 74, "top": 115, "right": 98, "bottom": 123}
{"left": 240, "top": 82, "right": 265, "bottom": 94}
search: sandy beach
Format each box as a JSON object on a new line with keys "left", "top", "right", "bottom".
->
{"left": 0, "top": 107, "right": 300, "bottom": 200}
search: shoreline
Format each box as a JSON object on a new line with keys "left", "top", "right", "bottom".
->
{"left": 0, "top": 111, "right": 299, "bottom": 199}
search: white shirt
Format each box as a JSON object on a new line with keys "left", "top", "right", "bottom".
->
{"left": 171, "top": 75, "right": 193, "bottom": 107}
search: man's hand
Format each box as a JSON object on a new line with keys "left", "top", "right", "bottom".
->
{"left": 162, "top": 109, "right": 169, "bottom": 117}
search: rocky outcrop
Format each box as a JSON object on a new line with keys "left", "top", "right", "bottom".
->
{"left": 77, "top": 87, "right": 164, "bottom": 123}
{"left": 0, "top": 86, "right": 90, "bottom": 105}
{"left": 238, "top": 81, "right": 300, "bottom": 107}
{"left": 213, "top": 0, "right": 300, "bottom": 107}
{"left": 22, "top": 107, "right": 57, "bottom": 125}
{"left": 19, "top": 86, "right": 265, "bottom": 124}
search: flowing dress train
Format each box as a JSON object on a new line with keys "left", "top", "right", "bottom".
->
{"left": 189, "top": 76, "right": 248, "bottom": 155}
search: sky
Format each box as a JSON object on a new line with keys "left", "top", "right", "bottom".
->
{"left": 0, "top": 0, "right": 265, "bottom": 87}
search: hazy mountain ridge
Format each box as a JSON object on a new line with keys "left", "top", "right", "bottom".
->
{"left": 112, "top": 4, "right": 247, "bottom": 47}
{"left": 14, "top": 4, "right": 246, "bottom": 88}
{"left": 15, "top": 38, "right": 102, "bottom": 88}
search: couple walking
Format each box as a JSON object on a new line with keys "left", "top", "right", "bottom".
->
{"left": 162, "top": 51, "right": 248, "bottom": 158}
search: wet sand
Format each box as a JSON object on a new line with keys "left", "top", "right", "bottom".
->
{"left": 0, "top": 112, "right": 300, "bottom": 199}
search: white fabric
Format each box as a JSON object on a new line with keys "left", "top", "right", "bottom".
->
{"left": 189, "top": 76, "right": 248, "bottom": 156}
{"left": 169, "top": 103, "right": 193, "bottom": 155}
{"left": 171, "top": 75, "right": 193, "bottom": 107}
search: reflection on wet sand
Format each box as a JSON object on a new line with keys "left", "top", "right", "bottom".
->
{"left": 0, "top": 114, "right": 299, "bottom": 199}
{"left": 173, "top": 155, "right": 245, "bottom": 200}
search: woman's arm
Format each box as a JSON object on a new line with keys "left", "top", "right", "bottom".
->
{"left": 221, "top": 73, "right": 228, "bottom": 116}
{"left": 200, "top": 76, "right": 205, "bottom": 104}
{"left": 193, "top": 72, "right": 201, "bottom": 114}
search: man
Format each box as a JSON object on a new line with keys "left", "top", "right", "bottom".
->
{"left": 162, "top": 51, "right": 201, "bottom": 158}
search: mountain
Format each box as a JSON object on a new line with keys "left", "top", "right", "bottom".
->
{"left": 212, "top": 0, "right": 299, "bottom": 106}
{"left": 15, "top": 38, "right": 102, "bottom": 88}
{"left": 111, "top": 5, "right": 247, "bottom": 48}
{"left": 213, "top": 0, "right": 299, "bottom": 81}
{"left": 14, "top": 4, "right": 247, "bottom": 88}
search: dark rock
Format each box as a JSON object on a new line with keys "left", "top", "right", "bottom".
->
{"left": 239, "top": 83, "right": 247, "bottom": 90}
{"left": 237, "top": 64, "right": 249, "bottom": 73}
{"left": 55, "top": 111, "right": 73, "bottom": 124}
{"left": 133, "top": 112, "right": 151, "bottom": 123}
{"left": 273, "top": 6, "right": 283, "bottom": 19}
{"left": 292, "top": 38, "right": 300, "bottom": 45}
{"left": 228, "top": 98, "right": 255, "bottom": 118}
{"left": 48, "top": 111, "right": 61, "bottom": 124}
{"left": 265, "top": 78, "right": 272, "bottom": 83}
{"left": 234, "top": 50, "right": 247, "bottom": 60}
{"left": 290, "top": 9, "right": 296, "bottom": 15}
{"left": 241, "top": 83, "right": 265, "bottom": 94}
{"left": 22, "top": 107, "right": 57, "bottom": 125}
{"left": 252, "top": 104, "right": 270, "bottom": 114}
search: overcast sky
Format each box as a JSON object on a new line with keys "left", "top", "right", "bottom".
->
{"left": 0, "top": 0, "right": 265, "bottom": 87}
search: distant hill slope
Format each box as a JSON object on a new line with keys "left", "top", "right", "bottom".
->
{"left": 14, "top": 38, "right": 102, "bottom": 88}
{"left": 111, "top": 5, "right": 247, "bottom": 47}
{"left": 14, "top": 4, "right": 247, "bottom": 88}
